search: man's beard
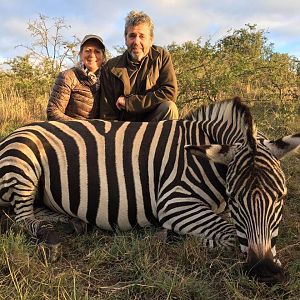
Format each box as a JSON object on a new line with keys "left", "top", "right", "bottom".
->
{"left": 129, "top": 46, "right": 144, "bottom": 62}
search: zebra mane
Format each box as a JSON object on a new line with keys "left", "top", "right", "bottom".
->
{"left": 184, "top": 97, "right": 257, "bottom": 152}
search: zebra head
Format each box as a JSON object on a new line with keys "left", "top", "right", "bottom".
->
{"left": 186, "top": 133, "right": 299, "bottom": 284}
{"left": 184, "top": 99, "right": 300, "bottom": 284}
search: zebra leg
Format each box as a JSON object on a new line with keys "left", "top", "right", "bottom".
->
{"left": 14, "top": 215, "right": 61, "bottom": 262}
{"left": 0, "top": 162, "right": 62, "bottom": 261}
{"left": 158, "top": 200, "right": 236, "bottom": 248}
{"left": 166, "top": 230, "right": 186, "bottom": 243}
{"left": 33, "top": 207, "right": 88, "bottom": 234}
{"left": 12, "top": 197, "right": 62, "bottom": 262}
{"left": 154, "top": 228, "right": 186, "bottom": 243}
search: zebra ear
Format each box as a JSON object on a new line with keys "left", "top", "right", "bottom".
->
{"left": 263, "top": 133, "right": 300, "bottom": 159}
{"left": 184, "top": 144, "right": 236, "bottom": 165}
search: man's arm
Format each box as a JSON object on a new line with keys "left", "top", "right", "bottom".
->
{"left": 99, "top": 65, "right": 120, "bottom": 120}
{"left": 125, "top": 48, "right": 178, "bottom": 114}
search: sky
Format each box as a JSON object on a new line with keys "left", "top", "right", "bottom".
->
{"left": 1, "top": 0, "right": 300, "bottom": 64}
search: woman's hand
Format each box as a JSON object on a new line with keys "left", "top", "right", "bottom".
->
{"left": 116, "top": 96, "right": 126, "bottom": 110}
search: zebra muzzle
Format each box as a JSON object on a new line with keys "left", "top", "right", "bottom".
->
{"left": 243, "top": 248, "right": 286, "bottom": 285}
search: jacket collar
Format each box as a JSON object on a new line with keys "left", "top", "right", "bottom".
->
{"left": 111, "top": 45, "right": 160, "bottom": 78}
{"left": 111, "top": 46, "right": 160, "bottom": 96}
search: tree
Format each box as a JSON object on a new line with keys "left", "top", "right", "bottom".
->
{"left": 169, "top": 24, "right": 300, "bottom": 112}
{"left": 1, "top": 14, "right": 80, "bottom": 100}
{"left": 16, "top": 13, "right": 79, "bottom": 78}
{"left": 3, "top": 54, "right": 57, "bottom": 99}
{"left": 168, "top": 39, "right": 216, "bottom": 111}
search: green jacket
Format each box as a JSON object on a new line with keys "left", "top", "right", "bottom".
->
{"left": 100, "top": 45, "right": 178, "bottom": 120}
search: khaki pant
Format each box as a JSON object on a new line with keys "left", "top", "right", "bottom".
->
{"left": 120, "top": 101, "right": 179, "bottom": 121}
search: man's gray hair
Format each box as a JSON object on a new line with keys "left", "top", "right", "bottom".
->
{"left": 124, "top": 11, "right": 154, "bottom": 37}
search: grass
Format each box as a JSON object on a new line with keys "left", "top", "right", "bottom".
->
{"left": 0, "top": 92, "right": 299, "bottom": 299}
{"left": 0, "top": 218, "right": 299, "bottom": 299}
{"left": 0, "top": 85, "right": 47, "bottom": 136}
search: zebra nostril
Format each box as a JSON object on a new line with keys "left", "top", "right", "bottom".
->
{"left": 243, "top": 258, "right": 286, "bottom": 285}
{"left": 243, "top": 248, "right": 286, "bottom": 284}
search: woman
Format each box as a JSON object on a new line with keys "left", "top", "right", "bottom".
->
{"left": 47, "top": 34, "right": 106, "bottom": 121}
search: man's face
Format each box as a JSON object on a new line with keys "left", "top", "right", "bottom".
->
{"left": 125, "top": 23, "right": 153, "bottom": 61}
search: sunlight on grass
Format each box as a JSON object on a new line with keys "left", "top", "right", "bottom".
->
{"left": 0, "top": 86, "right": 47, "bottom": 137}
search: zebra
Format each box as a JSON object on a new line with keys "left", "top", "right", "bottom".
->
{"left": 0, "top": 97, "right": 299, "bottom": 284}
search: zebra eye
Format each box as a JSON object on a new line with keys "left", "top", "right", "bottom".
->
{"left": 229, "top": 198, "right": 239, "bottom": 211}
{"left": 274, "top": 194, "right": 285, "bottom": 204}
{"left": 277, "top": 196, "right": 285, "bottom": 202}
{"left": 277, "top": 191, "right": 286, "bottom": 199}
{"left": 228, "top": 197, "right": 235, "bottom": 206}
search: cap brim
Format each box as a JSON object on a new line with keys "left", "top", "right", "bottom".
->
{"left": 81, "top": 36, "right": 105, "bottom": 50}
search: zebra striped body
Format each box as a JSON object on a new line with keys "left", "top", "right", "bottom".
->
{"left": 0, "top": 118, "right": 231, "bottom": 244}
{"left": 0, "top": 98, "right": 299, "bottom": 283}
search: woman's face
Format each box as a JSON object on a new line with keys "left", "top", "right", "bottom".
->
{"left": 80, "top": 40, "right": 104, "bottom": 73}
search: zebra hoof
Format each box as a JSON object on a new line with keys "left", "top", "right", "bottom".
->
{"left": 166, "top": 230, "right": 186, "bottom": 243}
{"left": 154, "top": 229, "right": 185, "bottom": 243}
{"left": 36, "top": 221, "right": 62, "bottom": 262}
{"left": 38, "top": 242, "right": 62, "bottom": 263}
{"left": 70, "top": 218, "right": 88, "bottom": 235}
{"left": 36, "top": 221, "right": 61, "bottom": 245}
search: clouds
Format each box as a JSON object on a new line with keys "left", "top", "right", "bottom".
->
{"left": 0, "top": 0, "right": 300, "bottom": 62}
{"left": 199, "top": 0, "right": 300, "bottom": 43}
{"left": 0, "top": 16, "right": 29, "bottom": 58}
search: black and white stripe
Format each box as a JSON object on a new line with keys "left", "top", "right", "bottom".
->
{"left": 0, "top": 98, "right": 299, "bottom": 280}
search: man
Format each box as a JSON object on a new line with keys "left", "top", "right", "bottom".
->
{"left": 100, "top": 11, "right": 178, "bottom": 121}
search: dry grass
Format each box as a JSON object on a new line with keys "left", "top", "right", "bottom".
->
{"left": 0, "top": 85, "right": 47, "bottom": 137}
{"left": 0, "top": 214, "right": 299, "bottom": 299}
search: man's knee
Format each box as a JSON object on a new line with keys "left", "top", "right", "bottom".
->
{"left": 155, "top": 101, "right": 179, "bottom": 120}
{"left": 143, "top": 101, "right": 179, "bottom": 121}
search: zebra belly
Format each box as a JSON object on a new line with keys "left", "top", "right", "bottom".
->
{"left": 43, "top": 187, "right": 156, "bottom": 231}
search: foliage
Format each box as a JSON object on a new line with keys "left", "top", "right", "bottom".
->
{"left": 2, "top": 55, "right": 55, "bottom": 100}
{"left": 168, "top": 24, "right": 300, "bottom": 115}
{"left": 0, "top": 14, "right": 79, "bottom": 103}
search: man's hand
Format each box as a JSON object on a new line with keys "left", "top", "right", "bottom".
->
{"left": 116, "top": 96, "right": 126, "bottom": 110}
